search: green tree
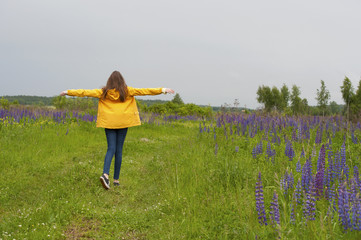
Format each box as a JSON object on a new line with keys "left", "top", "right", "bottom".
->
{"left": 280, "top": 84, "right": 290, "bottom": 111}
{"left": 301, "top": 98, "right": 309, "bottom": 114}
{"left": 354, "top": 80, "right": 361, "bottom": 106}
{"left": 316, "top": 80, "right": 330, "bottom": 116}
{"left": 271, "top": 86, "right": 282, "bottom": 111}
{"left": 340, "top": 76, "right": 354, "bottom": 121}
{"left": 290, "top": 85, "right": 302, "bottom": 115}
{"left": 172, "top": 93, "right": 184, "bottom": 105}
{"left": 0, "top": 97, "right": 10, "bottom": 110}
{"left": 256, "top": 85, "right": 273, "bottom": 112}
{"left": 329, "top": 101, "right": 340, "bottom": 115}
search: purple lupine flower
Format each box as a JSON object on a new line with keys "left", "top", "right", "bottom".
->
{"left": 315, "top": 145, "right": 326, "bottom": 196}
{"left": 215, "top": 143, "right": 218, "bottom": 155}
{"left": 327, "top": 184, "right": 336, "bottom": 203}
{"left": 292, "top": 127, "right": 298, "bottom": 142}
{"left": 317, "top": 145, "right": 326, "bottom": 173}
{"left": 296, "top": 160, "right": 302, "bottom": 172}
{"left": 302, "top": 158, "right": 312, "bottom": 192}
{"left": 344, "top": 164, "right": 350, "bottom": 181}
{"left": 352, "top": 195, "right": 361, "bottom": 230}
{"left": 270, "top": 191, "right": 280, "bottom": 225}
{"left": 324, "top": 168, "right": 331, "bottom": 191}
{"left": 285, "top": 141, "right": 295, "bottom": 161}
{"left": 297, "top": 125, "right": 302, "bottom": 141}
{"left": 252, "top": 146, "right": 257, "bottom": 159}
{"left": 351, "top": 131, "right": 358, "bottom": 144}
{"left": 333, "top": 151, "right": 341, "bottom": 181}
{"left": 311, "top": 145, "right": 317, "bottom": 159}
{"left": 315, "top": 169, "right": 324, "bottom": 197}
{"left": 315, "top": 126, "right": 323, "bottom": 144}
{"left": 354, "top": 166, "right": 361, "bottom": 192}
{"left": 266, "top": 142, "right": 276, "bottom": 161}
{"left": 290, "top": 202, "right": 296, "bottom": 224}
{"left": 255, "top": 172, "right": 267, "bottom": 225}
{"left": 338, "top": 182, "right": 351, "bottom": 231}
{"left": 281, "top": 172, "right": 288, "bottom": 194}
{"left": 303, "top": 180, "right": 316, "bottom": 221}
{"left": 294, "top": 180, "right": 302, "bottom": 205}
{"left": 305, "top": 124, "right": 310, "bottom": 140}
{"left": 235, "top": 146, "right": 239, "bottom": 153}
{"left": 257, "top": 141, "right": 263, "bottom": 155}
{"left": 340, "top": 143, "right": 346, "bottom": 170}
{"left": 288, "top": 172, "right": 294, "bottom": 190}
{"left": 266, "top": 142, "right": 272, "bottom": 158}
{"left": 300, "top": 148, "right": 305, "bottom": 158}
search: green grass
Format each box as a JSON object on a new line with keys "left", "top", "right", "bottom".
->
{"left": 1, "top": 118, "right": 361, "bottom": 239}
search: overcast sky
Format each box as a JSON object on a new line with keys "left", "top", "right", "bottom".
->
{"left": 1, "top": 0, "right": 361, "bottom": 108}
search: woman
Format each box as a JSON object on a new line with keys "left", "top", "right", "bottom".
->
{"left": 60, "top": 71, "right": 174, "bottom": 190}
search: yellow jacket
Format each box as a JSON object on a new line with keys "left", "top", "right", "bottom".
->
{"left": 67, "top": 87, "right": 164, "bottom": 129}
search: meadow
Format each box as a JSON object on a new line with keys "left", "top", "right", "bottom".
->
{"left": 1, "top": 107, "right": 361, "bottom": 239}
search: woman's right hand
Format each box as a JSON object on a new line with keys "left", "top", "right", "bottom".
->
{"left": 60, "top": 90, "right": 68, "bottom": 96}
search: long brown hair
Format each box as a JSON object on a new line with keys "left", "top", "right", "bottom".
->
{"left": 102, "top": 71, "right": 128, "bottom": 102}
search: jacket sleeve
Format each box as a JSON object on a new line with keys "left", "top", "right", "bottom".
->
{"left": 128, "top": 87, "right": 163, "bottom": 96}
{"left": 67, "top": 89, "right": 103, "bottom": 98}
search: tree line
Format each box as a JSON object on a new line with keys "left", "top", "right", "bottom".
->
{"left": 1, "top": 93, "right": 213, "bottom": 117}
{"left": 256, "top": 77, "right": 361, "bottom": 118}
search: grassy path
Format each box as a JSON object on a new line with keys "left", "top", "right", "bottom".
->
{"left": 0, "top": 122, "right": 194, "bottom": 239}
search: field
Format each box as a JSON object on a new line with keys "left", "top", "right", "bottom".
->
{"left": 1, "top": 107, "right": 361, "bottom": 239}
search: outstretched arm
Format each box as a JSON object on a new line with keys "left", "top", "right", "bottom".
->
{"left": 128, "top": 87, "right": 175, "bottom": 96}
{"left": 59, "top": 89, "right": 103, "bottom": 98}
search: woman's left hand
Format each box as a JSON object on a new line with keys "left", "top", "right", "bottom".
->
{"left": 165, "top": 88, "right": 175, "bottom": 94}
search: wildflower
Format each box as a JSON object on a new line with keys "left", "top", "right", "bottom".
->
{"left": 294, "top": 180, "right": 302, "bottom": 205}
{"left": 303, "top": 181, "right": 316, "bottom": 221}
{"left": 338, "top": 182, "right": 351, "bottom": 231}
{"left": 292, "top": 127, "right": 298, "bottom": 142}
{"left": 352, "top": 195, "right": 361, "bottom": 230}
{"left": 315, "top": 126, "right": 323, "bottom": 144}
{"left": 351, "top": 131, "right": 358, "bottom": 144}
{"left": 285, "top": 141, "right": 295, "bottom": 161}
{"left": 256, "top": 141, "right": 263, "bottom": 155}
{"left": 270, "top": 191, "right": 280, "bottom": 225}
{"left": 255, "top": 172, "right": 267, "bottom": 225}
{"left": 296, "top": 160, "right": 302, "bottom": 172}
{"left": 316, "top": 145, "right": 325, "bottom": 172}
{"left": 300, "top": 148, "right": 305, "bottom": 158}
{"left": 301, "top": 158, "right": 312, "bottom": 192}
{"left": 281, "top": 170, "right": 294, "bottom": 195}
{"left": 340, "top": 143, "right": 346, "bottom": 170}
{"left": 290, "top": 202, "right": 296, "bottom": 224}
{"left": 252, "top": 147, "right": 257, "bottom": 159}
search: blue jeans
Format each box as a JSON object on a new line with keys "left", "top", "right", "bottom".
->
{"left": 103, "top": 128, "right": 128, "bottom": 180}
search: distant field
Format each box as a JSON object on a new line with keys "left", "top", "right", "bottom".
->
{"left": 1, "top": 108, "right": 361, "bottom": 239}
